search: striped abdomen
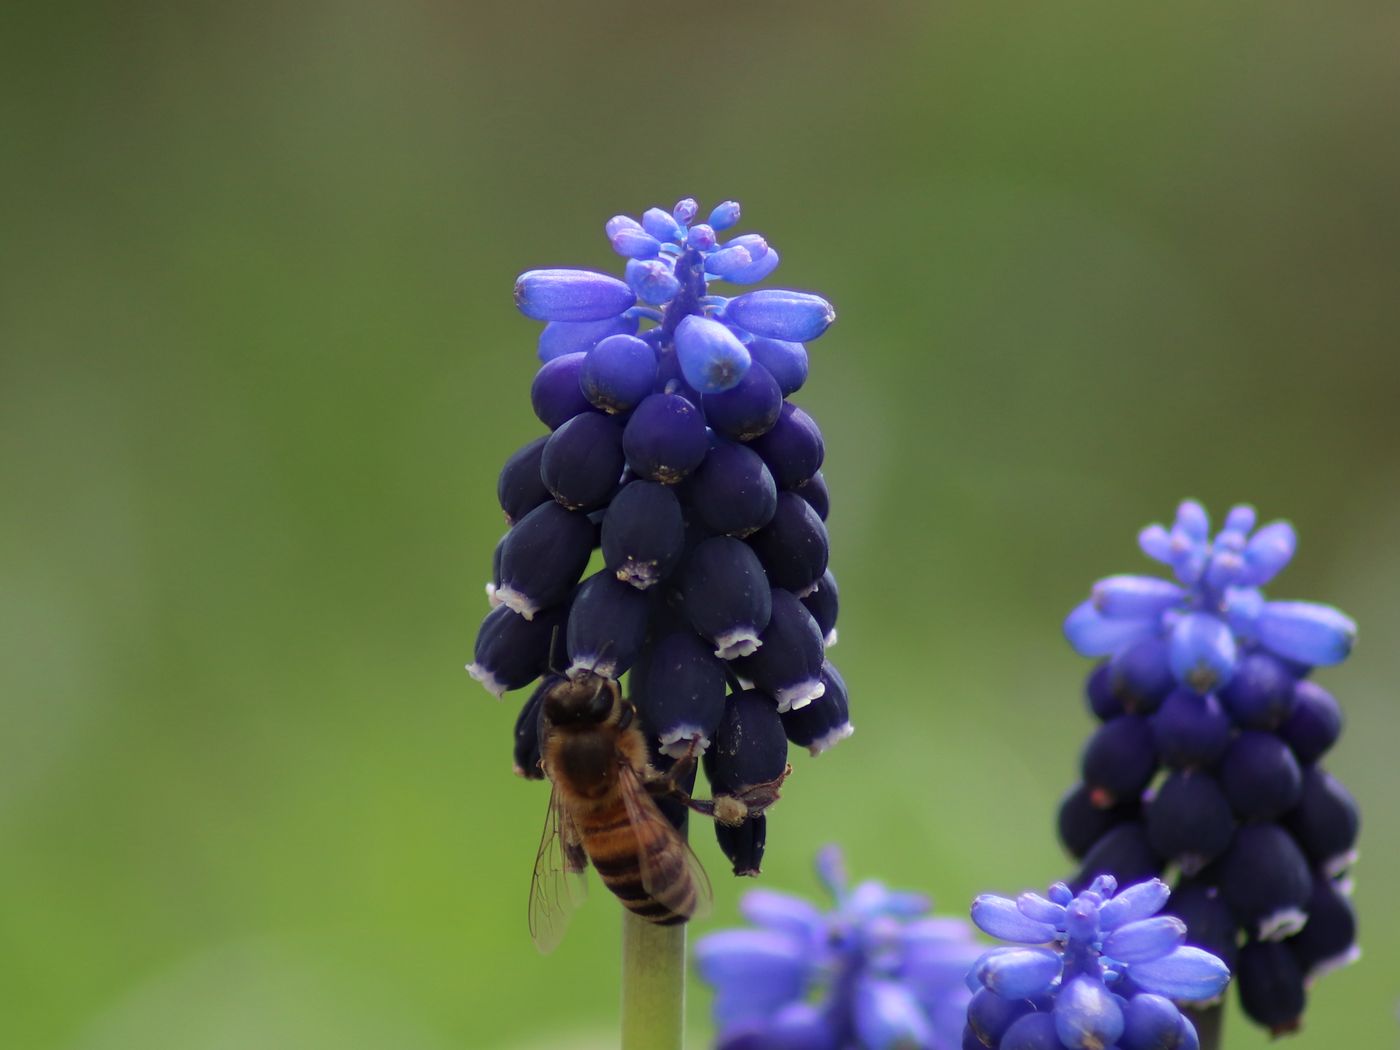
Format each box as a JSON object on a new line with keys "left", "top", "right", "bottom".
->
{"left": 579, "top": 797, "right": 698, "bottom": 924}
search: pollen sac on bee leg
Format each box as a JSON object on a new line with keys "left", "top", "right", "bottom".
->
{"left": 600, "top": 479, "right": 685, "bottom": 590}
{"left": 800, "top": 569, "right": 839, "bottom": 647}
{"left": 679, "top": 536, "right": 773, "bottom": 659}
{"left": 715, "top": 815, "right": 767, "bottom": 876}
{"left": 565, "top": 571, "right": 652, "bottom": 680}
{"left": 495, "top": 501, "right": 595, "bottom": 619}
{"left": 513, "top": 676, "right": 561, "bottom": 779}
{"left": 636, "top": 629, "right": 728, "bottom": 759}
{"left": 748, "top": 491, "right": 829, "bottom": 596}
{"left": 496, "top": 435, "right": 551, "bottom": 524}
{"left": 540, "top": 412, "right": 626, "bottom": 512}
{"left": 704, "top": 688, "right": 789, "bottom": 813}
{"left": 731, "top": 589, "right": 826, "bottom": 711}
{"left": 781, "top": 662, "right": 851, "bottom": 755}
{"left": 468, "top": 602, "right": 568, "bottom": 698}
{"left": 685, "top": 439, "right": 777, "bottom": 538}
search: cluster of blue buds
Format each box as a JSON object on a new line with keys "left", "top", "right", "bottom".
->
{"left": 470, "top": 198, "right": 849, "bottom": 873}
{"left": 967, "top": 875, "right": 1230, "bottom": 1050}
{"left": 1059, "top": 501, "right": 1360, "bottom": 1034}
{"left": 696, "top": 847, "right": 984, "bottom": 1050}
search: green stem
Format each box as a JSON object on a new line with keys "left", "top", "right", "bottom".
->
{"left": 1188, "top": 1004, "right": 1223, "bottom": 1050}
{"left": 620, "top": 911, "right": 686, "bottom": 1050}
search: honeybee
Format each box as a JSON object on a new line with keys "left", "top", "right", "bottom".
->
{"left": 528, "top": 671, "right": 713, "bottom": 953}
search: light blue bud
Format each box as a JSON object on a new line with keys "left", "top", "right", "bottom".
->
{"left": 514, "top": 268, "right": 635, "bottom": 322}
{"left": 1256, "top": 600, "right": 1356, "bottom": 666}
{"left": 727, "top": 289, "right": 837, "bottom": 341}
{"left": 1169, "top": 612, "right": 1237, "bottom": 693}
{"left": 676, "top": 314, "right": 752, "bottom": 393}
{"left": 709, "top": 199, "right": 742, "bottom": 230}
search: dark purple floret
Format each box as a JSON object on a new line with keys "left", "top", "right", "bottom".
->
{"left": 800, "top": 568, "right": 839, "bottom": 647}
{"left": 622, "top": 391, "right": 708, "bottom": 484}
{"left": 1108, "top": 636, "right": 1174, "bottom": 715}
{"left": 747, "top": 336, "right": 808, "bottom": 396}
{"left": 1219, "top": 731, "right": 1303, "bottom": 821}
{"left": 705, "top": 688, "right": 789, "bottom": 796}
{"left": 794, "top": 470, "right": 829, "bottom": 521}
{"left": 1073, "top": 822, "right": 1162, "bottom": 891}
{"left": 998, "top": 1011, "right": 1060, "bottom": 1050}
{"left": 1279, "top": 680, "right": 1342, "bottom": 764}
{"left": 1081, "top": 715, "right": 1157, "bottom": 806}
{"left": 635, "top": 628, "right": 728, "bottom": 758}
{"left": 1284, "top": 766, "right": 1359, "bottom": 872}
{"left": 1150, "top": 689, "right": 1231, "bottom": 769}
{"left": 679, "top": 536, "right": 773, "bottom": 659}
{"left": 530, "top": 351, "right": 594, "bottom": 430}
{"left": 1085, "top": 663, "right": 1125, "bottom": 722}
{"left": 600, "top": 479, "right": 685, "bottom": 590}
{"left": 1145, "top": 770, "right": 1234, "bottom": 874}
{"left": 496, "top": 435, "right": 551, "bottom": 524}
{"left": 540, "top": 412, "right": 625, "bottom": 512}
{"left": 1119, "top": 995, "right": 1187, "bottom": 1050}
{"left": 1236, "top": 940, "right": 1305, "bottom": 1034}
{"left": 1219, "top": 823, "right": 1312, "bottom": 940}
{"left": 1218, "top": 651, "right": 1297, "bottom": 730}
{"left": 781, "top": 662, "right": 852, "bottom": 755}
{"left": 703, "top": 359, "right": 783, "bottom": 441}
{"left": 747, "top": 401, "right": 824, "bottom": 489}
{"left": 537, "top": 314, "right": 639, "bottom": 362}
{"left": 1287, "top": 875, "right": 1357, "bottom": 979}
{"left": 468, "top": 602, "right": 569, "bottom": 698}
{"left": 685, "top": 440, "right": 778, "bottom": 538}
{"left": 565, "top": 571, "right": 652, "bottom": 680}
{"left": 495, "top": 500, "right": 594, "bottom": 619}
{"left": 1168, "top": 879, "right": 1239, "bottom": 968}
{"left": 580, "top": 333, "right": 657, "bottom": 414}
{"left": 511, "top": 677, "right": 554, "bottom": 779}
{"left": 748, "top": 492, "right": 830, "bottom": 596}
{"left": 732, "top": 588, "right": 827, "bottom": 712}
{"left": 1057, "top": 782, "right": 1137, "bottom": 860}
{"left": 966, "top": 987, "right": 1037, "bottom": 1047}
{"left": 715, "top": 814, "right": 767, "bottom": 876}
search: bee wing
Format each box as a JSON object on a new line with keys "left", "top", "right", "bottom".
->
{"left": 617, "top": 763, "right": 713, "bottom": 923}
{"left": 527, "top": 782, "right": 589, "bottom": 954}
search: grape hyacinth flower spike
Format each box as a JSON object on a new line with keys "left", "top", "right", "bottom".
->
{"left": 966, "top": 875, "right": 1230, "bottom": 1050}
{"left": 470, "top": 197, "right": 846, "bottom": 1049}
{"left": 1058, "top": 501, "right": 1360, "bottom": 1035}
{"left": 696, "top": 846, "right": 984, "bottom": 1050}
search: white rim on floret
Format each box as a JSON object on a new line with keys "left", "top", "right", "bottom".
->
{"left": 659, "top": 726, "right": 712, "bottom": 759}
{"left": 615, "top": 561, "right": 661, "bottom": 590}
{"left": 807, "top": 722, "right": 853, "bottom": 756}
{"left": 493, "top": 585, "right": 540, "bottom": 620}
{"left": 465, "top": 663, "right": 508, "bottom": 698}
{"left": 713, "top": 629, "right": 762, "bottom": 660}
{"left": 1258, "top": 906, "right": 1309, "bottom": 942}
{"left": 774, "top": 678, "right": 825, "bottom": 713}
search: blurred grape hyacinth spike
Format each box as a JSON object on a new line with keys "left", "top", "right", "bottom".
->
{"left": 966, "top": 875, "right": 1229, "bottom": 1050}
{"left": 696, "top": 847, "right": 983, "bottom": 1050}
{"left": 471, "top": 197, "right": 847, "bottom": 874}
{"left": 1056, "top": 501, "right": 1360, "bottom": 1035}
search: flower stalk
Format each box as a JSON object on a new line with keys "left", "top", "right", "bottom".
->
{"left": 621, "top": 910, "right": 686, "bottom": 1050}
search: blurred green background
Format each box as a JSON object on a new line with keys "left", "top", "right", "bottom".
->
{"left": 3, "top": 2, "right": 1397, "bottom": 1047}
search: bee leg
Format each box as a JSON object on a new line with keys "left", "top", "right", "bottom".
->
{"left": 659, "top": 763, "right": 795, "bottom": 827}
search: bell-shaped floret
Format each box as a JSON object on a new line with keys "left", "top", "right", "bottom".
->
{"left": 540, "top": 412, "right": 625, "bottom": 512}
{"left": 1220, "top": 823, "right": 1313, "bottom": 940}
{"left": 747, "top": 337, "right": 808, "bottom": 396}
{"left": 1103, "top": 916, "right": 1186, "bottom": 964}
{"left": 1107, "top": 637, "right": 1174, "bottom": 715}
{"left": 686, "top": 440, "right": 778, "bottom": 537}
{"left": 967, "top": 988, "right": 1039, "bottom": 1048}
{"left": 781, "top": 662, "right": 852, "bottom": 755}
{"left": 564, "top": 571, "right": 651, "bottom": 679}
{"left": 1118, "top": 994, "right": 1186, "bottom": 1050}
{"left": 581, "top": 333, "right": 657, "bottom": 414}
{"left": 496, "top": 435, "right": 550, "bottom": 524}
{"left": 537, "top": 313, "right": 639, "bottom": 362}
{"left": 1236, "top": 941, "right": 1305, "bottom": 1035}
{"left": 636, "top": 629, "right": 728, "bottom": 757}
{"left": 1167, "top": 879, "right": 1238, "bottom": 969}
{"left": 748, "top": 402, "right": 825, "bottom": 489}
{"left": 795, "top": 470, "right": 829, "bottom": 521}
{"left": 732, "top": 589, "right": 827, "bottom": 711}
{"left": 622, "top": 392, "right": 709, "bottom": 484}
{"left": 705, "top": 688, "right": 788, "bottom": 797}
{"left": 1151, "top": 689, "right": 1231, "bottom": 769}
{"left": 467, "top": 602, "right": 568, "bottom": 697}
{"left": 1058, "top": 782, "right": 1138, "bottom": 861}
{"left": 515, "top": 268, "right": 636, "bottom": 322}
{"left": 1081, "top": 715, "right": 1157, "bottom": 806}
{"left": 1054, "top": 975, "right": 1125, "bottom": 1050}
{"left": 607, "top": 217, "right": 662, "bottom": 259}
{"left": 726, "top": 289, "right": 836, "bottom": 342}
{"left": 1074, "top": 823, "right": 1162, "bottom": 891}
{"left": 679, "top": 537, "right": 773, "bottom": 659}
{"left": 641, "top": 207, "right": 683, "bottom": 243}
{"left": 624, "top": 258, "right": 681, "bottom": 306}
{"left": 970, "top": 895, "right": 1057, "bottom": 944}
{"left": 1145, "top": 770, "right": 1234, "bottom": 874}
{"left": 512, "top": 677, "right": 555, "bottom": 779}
{"left": 715, "top": 814, "right": 767, "bottom": 877}
{"left": 676, "top": 315, "right": 752, "bottom": 393}
{"left": 749, "top": 492, "right": 829, "bottom": 596}
{"left": 708, "top": 200, "right": 742, "bottom": 231}
{"left": 1280, "top": 680, "right": 1342, "bottom": 764}
{"left": 530, "top": 352, "right": 594, "bottom": 430}
{"left": 1097, "top": 878, "right": 1171, "bottom": 930}
{"left": 801, "top": 569, "right": 839, "bottom": 649}
{"left": 971, "top": 947, "right": 1061, "bottom": 1000}
{"left": 1170, "top": 613, "right": 1237, "bottom": 694}
{"left": 998, "top": 1011, "right": 1062, "bottom": 1050}
{"left": 1284, "top": 766, "right": 1360, "bottom": 873}
{"left": 1092, "top": 575, "right": 1185, "bottom": 619}
{"left": 1127, "top": 946, "right": 1230, "bottom": 1002}
{"left": 495, "top": 501, "right": 593, "bottom": 619}
{"left": 1288, "top": 875, "right": 1358, "bottom": 979}
{"left": 1218, "top": 651, "right": 1297, "bottom": 730}
{"left": 600, "top": 480, "right": 685, "bottom": 590}
{"left": 1256, "top": 601, "right": 1355, "bottom": 666}
{"left": 1084, "top": 664, "right": 1123, "bottom": 722}
{"left": 694, "top": 927, "right": 809, "bottom": 1027}
{"left": 1219, "top": 731, "right": 1303, "bottom": 820}
{"left": 704, "top": 359, "right": 783, "bottom": 441}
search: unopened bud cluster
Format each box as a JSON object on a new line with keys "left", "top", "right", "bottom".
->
{"left": 1060, "top": 501, "right": 1359, "bottom": 1034}
{"left": 470, "top": 198, "right": 849, "bottom": 874}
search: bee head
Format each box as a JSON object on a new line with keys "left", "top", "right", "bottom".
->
{"left": 542, "top": 671, "right": 617, "bottom": 727}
